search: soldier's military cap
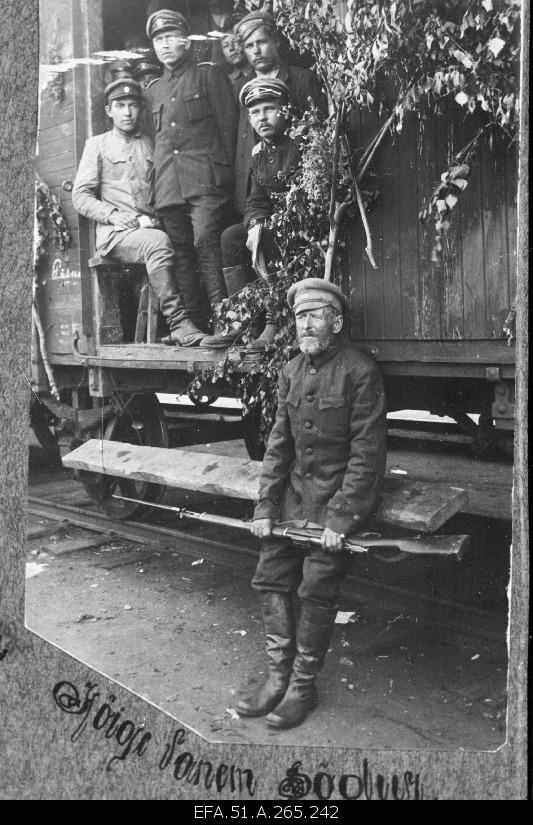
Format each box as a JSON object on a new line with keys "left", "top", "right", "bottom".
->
{"left": 132, "top": 61, "right": 160, "bottom": 79}
{"left": 104, "top": 78, "right": 143, "bottom": 103}
{"left": 234, "top": 10, "right": 277, "bottom": 42}
{"left": 109, "top": 59, "right": 134, "bottom": 81}
{"left": 239, "top": 76, "right": 289, "bottom": 108}
{"left": 287, "top": 278, "right": 351, "bottom": 315}
{"left": 146, "top": 9, "right": 189, "bottom": 39}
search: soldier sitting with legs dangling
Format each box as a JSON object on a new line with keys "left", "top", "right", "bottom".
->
{"left": 221, "top": 76, "right": 302, "bottom": 350}
{"left": 72, "top": 78, "right": 206, "bottom": 346}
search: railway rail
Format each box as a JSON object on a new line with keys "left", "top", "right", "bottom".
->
{"left": 27, "top": 494, "right": 507, "bottom": 649}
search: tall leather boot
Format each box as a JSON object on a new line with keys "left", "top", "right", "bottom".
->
{"left": 246, "top": 309, "right": 277, "bottom": 352}
{"left": 265, "top": 601, "right": 337, "bottom": 729}
{"left": 148, "top": 266, "right": 206, "bottom": 346}
{"left": 236, "top": 591, "right": 296, "bottom": 717}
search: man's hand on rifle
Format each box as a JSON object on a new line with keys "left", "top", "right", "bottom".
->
{"left": 321, "top": 527, "right": 345, "bottom": 552}
{"left": 251, "top": 518, "right": 273, "bottom": 538}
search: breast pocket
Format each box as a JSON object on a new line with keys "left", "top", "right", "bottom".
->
{"left": 318, "top": 395, "right": 349, "bottom": 434}
{"left": 185, "top": 93, "right": 211, "bottom": 122}
{"left": 102, "top": 154, "right": 126, "bottom": 182}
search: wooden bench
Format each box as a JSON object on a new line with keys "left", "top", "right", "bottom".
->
{"left": 89, "top": 257, "right": 160, "bottom": 346}
{"left": 63, "top": 439, "right": 469, "bottom": 535}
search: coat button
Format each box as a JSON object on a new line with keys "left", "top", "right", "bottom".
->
{"left": 306, "top": 394, "right": 314, "bottom": 402}
{"left": 309, "top": 367, "right": 317, "bottom": 375}
{"left": 173, "top": 149, "right": 179, "bottom": 154}
{"left": 170, "top": 121, "right": 176, "bottom": 127}
{"left": 304, "top": 472, "right": 312, "bottom": 480}
{"left": 304, "top": 421, "right": 313, "bottom": 429}
{"left": 171, "top": 97, "right": 176, "bottom": 102}
{"left": 305, "top": 447, "right": 313, "bottom": 454}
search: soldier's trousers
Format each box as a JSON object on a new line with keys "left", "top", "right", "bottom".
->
{"left": 252, "top": 538, "right": 351, "bottom": 610}
{"left": 108, "top": 227, "right": 190, "bottom": 327}
{"left": 159, "top": 192, "right": 230, "bottom": 326}
{"left": 221, "top": 221, "right": 279, "bottom": 273}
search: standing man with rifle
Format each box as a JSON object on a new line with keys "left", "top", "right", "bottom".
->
{"left": 237, "top": 278, "right": 388, "bottom": 729}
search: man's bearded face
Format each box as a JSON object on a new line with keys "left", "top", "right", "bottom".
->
{"left": 295, "top": 307, "right": 342, "bottom": 355}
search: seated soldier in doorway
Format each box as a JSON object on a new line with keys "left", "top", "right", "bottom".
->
{"left": 221, "top": 76, "right": 301, "bottom": 349}
{"left": 72, "top": 79, "right": 206, "bottom": 346}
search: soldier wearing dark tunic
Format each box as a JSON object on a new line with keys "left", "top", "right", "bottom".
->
{"left": 144, "top": 9, "right": 239, "bottom": 347}
{"left": 221, "top": 76, "right": 301, "bottom": 349}
{"left": 236, "top": 279, "right": 388, "bottom": 729}
{"left": 232, "top": 10, "right": 328, "bottom": 218}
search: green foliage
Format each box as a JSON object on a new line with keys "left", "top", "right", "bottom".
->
{"left": 34, "top": 176, "right": 72, "bottom": 266}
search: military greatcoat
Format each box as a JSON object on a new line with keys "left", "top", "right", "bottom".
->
{"left": 253, "top": 337, "right": 388, "bottom": 537}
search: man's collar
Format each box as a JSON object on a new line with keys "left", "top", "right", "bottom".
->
{"left": 262, "top": 130, "right": 291, "bottom": 152}
{"left": 277, "top": 63, "right": 289, "bottom": 82}
{"left": 230, "top": 64, "right": 253, "bottom": 80}
{"left": 110, "top": 127, "right": 142, "bottom": 143}
{"left": 164, "top": 55, "right": 191, "bottom": 79}
{"left": 305, "top": 334, "right": 343, "bottom": 369}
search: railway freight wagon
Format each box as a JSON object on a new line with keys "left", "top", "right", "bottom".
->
{"left": 33, "top": 0, "right": 517, "bottom": 516}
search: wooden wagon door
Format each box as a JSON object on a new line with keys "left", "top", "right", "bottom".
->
{"left": 35, "top": 0, "right": 105, "bottom": 372}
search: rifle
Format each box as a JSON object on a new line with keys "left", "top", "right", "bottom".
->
{"left": 112, "top": 495, "right": 468, "bottom": 560}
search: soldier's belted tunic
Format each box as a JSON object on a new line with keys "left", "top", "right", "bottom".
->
{"left": 252, "top": 336, "right": 387, "bottom": 606}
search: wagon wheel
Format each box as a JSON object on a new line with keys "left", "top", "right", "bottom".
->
{"left": 81, "top": 393, "right": 169, "bottom": 520}
{"left": 30, "top": 401, "right": 61, "bottom": 450}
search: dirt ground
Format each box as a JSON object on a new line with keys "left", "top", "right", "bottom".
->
{"left": 25, "top": 432, "right": 510, "bottom": 752}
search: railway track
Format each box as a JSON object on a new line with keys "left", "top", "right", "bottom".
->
{"left": 27, "top": 494, "right": 507, "bottom": 649}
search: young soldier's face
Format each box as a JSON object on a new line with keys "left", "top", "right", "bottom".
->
{"left": 242, "top": 27, "right": 280, "bottom": 73}
{"left": 152, "top": 29, "right": 189, "bottom": 69}
{"left": 295, "top": 308, "right": 343, "bottom": 355}
{"left": 105, "top": 98, "right": 141, "bottom": 134}
{"left": 221, "top": 33, "right": 245, "bottom": 67}
{"left": 247, "top": 99, "right": 286, "bottom": 140}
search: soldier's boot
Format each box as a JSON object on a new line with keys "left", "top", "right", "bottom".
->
{"left": 236, "top": 592, "right": 296, "bottom": 717}
{"left": 246, "top": 310, "right": 277, "bottom": 351}
{"left": 199, "top": 316, "right": 241, "bottom": 348}
{"left": 148, "top": 266, "right": 206, "bottom": 347}
{"left": 265, "top": 601, "right": 337, "bottom": 729}
{"left": 223, "top": 265, "right": 253, "bottom": 296}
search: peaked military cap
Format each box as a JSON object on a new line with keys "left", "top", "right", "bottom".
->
{"left": 234, "top": 10, "right": 277, "bottom": 42}
{"left": 239, "top": 76, "right": 289, "bottom": 108}
{"left": 287, "top": 278, "right": 351, "bottom": 315}
{"left": 132, "top": 61, "right": 160, "bottom": 79}
{"left": 146, "top": 9, "right": 189, "bottom": 39}
{"left": 105, "top": 78, "right": 142, "bottom": 103}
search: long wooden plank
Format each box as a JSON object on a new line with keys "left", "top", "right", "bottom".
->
{"left": 63, "top": 440, "right": 469, "bottom": 533}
